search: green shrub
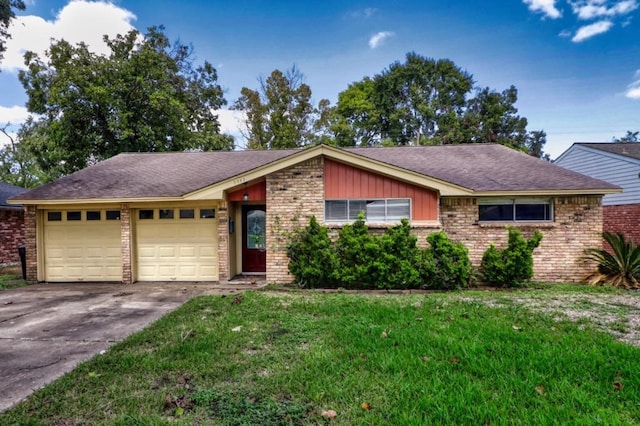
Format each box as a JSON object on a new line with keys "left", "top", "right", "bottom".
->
{"left": 287, "top": 216, "right": 338, "bottom": 288}
{"left": 371, "top": 219, "right": 422, "bottom": 289}
{"left": 420, "top": 231, "right": 473, "bottom": 290}
{"left": 583, "top": 232, "right": 640, "bottom": 289}
{"left": 481, "top": 228, "right": 543, "bottom": 287}
{"left": 334, "top": 214, "right": 381, "bottom": 289}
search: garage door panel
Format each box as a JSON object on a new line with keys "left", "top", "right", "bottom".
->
{"left": 44, "top": 214, "right": 121, "bottom": 282}
{"left": 136, "top": 209, "right": 218, "bottom": 282}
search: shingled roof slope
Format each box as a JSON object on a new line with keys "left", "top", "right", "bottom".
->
{"left": 13, "top": 144, "right": 619, "bottom": 201}
{"left": 577, "top": 143, "right": 640, "bottom": 161}
{"left": 347, "top": 144, "right": 618, "bottom": 192}
{"left": 15, "top": 149, "right": 299, "bottom": 201}
{"left": 0, "top": 182, "right": 25, "bottom": 207}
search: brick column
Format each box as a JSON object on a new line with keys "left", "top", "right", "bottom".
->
{"left": 217, "top": 201, "right": 229, "bottom": 281}
{"left": 23, "top": 205, "right": 37, "bottom": 282}
{"left": 121, "top": 203, "right": 132, "bottom": 284}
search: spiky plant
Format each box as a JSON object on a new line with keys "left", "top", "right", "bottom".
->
{"left": 583, "top": 232, "right": 640, "bottom": 289}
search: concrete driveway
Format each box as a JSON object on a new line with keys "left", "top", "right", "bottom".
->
{"left": 0, "top": 282, "right": 254, "bottom": 412}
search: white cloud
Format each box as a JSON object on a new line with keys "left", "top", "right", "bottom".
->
{"left": 625, "top": 70, "right": 640, "bottom": 99}
{"left": 0, "top": 106, "right": 30, "bottom": 125}
{"left": 215, "top": 109, "right": 245, "bottom": 135}
{"left": 2, "top": 0, "right": 137, "bottom": 71}
{"left": 347, "top": 7, "right": 378, "bottom": 19}
{"left": 523, "top": 0, "right": 562, "bottom": 18}
{"left": 0, "top": 131, "right": 17, "bottom": 148}
{"left": 368, "top": 31, "right": 394, "bottom": 49}
{"left": 572, "top": 20, "right": 614, "bottom": 41}
{"left": 571, "top": 0, "right": 638, "bottom": 20}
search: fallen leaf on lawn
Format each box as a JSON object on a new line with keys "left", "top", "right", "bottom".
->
{"left": 321, "top": 409, "right": 337, "bottom": 418}
{"left": 614, "top": 381, "right": 623, "bottom": 391}
{"left": 415, "top": 317, "right": 424, "bottom": 321}
{"left": 87, "top": 371, "right": 101, "bottom": 378}
{"left": 232, "top": 326, "right": 243, "bottom": 332}
{"left": 550, "top": 326, "right": 557, "bottom": 331}
{"left": 381, "top": 331, "right": 388, "bottom": 338}
{"left": 512, "top": 325, "right": 522, "bottom": 331}
{"left": 421, "top": 355, "right": 430, "bottom": 362}
{"left": 232, "top": 295, "right": 244, "bottom": 305}
{"left": 359, "top": 353, "right": 367, "bottom": 360}
{"left": 535, "top": 386, "right": 545, "bottom": 395}
{"left": 450, "top": 357, "right": 460, "bottom": 364}
{"left": 361, "top": 402, "right": 371, "bottom": 410}
{"left": 175, "top": 407, "right": 184, "bottom": 417}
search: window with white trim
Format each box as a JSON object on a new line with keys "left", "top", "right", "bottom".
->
{"left": 478, "top": 198, "right": 553, "bottom": 222}
{"left": 325, "top": 199, "right": 411, "bottom": 223}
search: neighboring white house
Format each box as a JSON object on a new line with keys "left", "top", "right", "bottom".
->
{"left": 555, "top": 143, "right": 640, "bottom": 243}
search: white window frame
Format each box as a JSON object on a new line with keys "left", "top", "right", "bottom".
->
{"left": 324, "top": 198, "right": 412, "bottom": 223}
{"left": 478, "top": 198, "right": 553, "bottom": 222}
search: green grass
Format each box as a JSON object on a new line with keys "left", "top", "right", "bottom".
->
{"left": 0, "top": 264, "right": 27, "bottom": 291}
{"left": 3, "top": 291, "right": 640, "bottom": 425}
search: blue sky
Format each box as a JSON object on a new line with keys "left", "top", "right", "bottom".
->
{"left": 1, "top": 0, "right": 639, "bottom": 158}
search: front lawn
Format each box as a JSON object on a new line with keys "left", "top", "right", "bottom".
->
{"left": 3, "top": 289, "right": 640, "bottom": 424}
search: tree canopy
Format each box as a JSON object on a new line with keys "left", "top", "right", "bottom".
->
{"left": 613, "top": 131, "right": 639, "bottom": 143}
{"left": 17, "top": 26, "right": 233, "bottom": 177}
{"left": 232, "top": 66, "right": 332, "bottom": 149}
{"left": 334, "top": 52, "right": 548, "bottom": 157}
{"left": 0, "top": 0, "right": 24, "bottom": 65}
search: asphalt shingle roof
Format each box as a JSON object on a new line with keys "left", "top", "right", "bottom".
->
{"left": 0, "top": 182, "right": 25, "bottom": 207}
{"left": 577, "top": 142, "right": 640, "bottom": 161}
{"left": 13, "top": 144, "right": 619, "bottom": 201}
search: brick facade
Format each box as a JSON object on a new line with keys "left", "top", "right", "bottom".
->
{"left": 217, "top": 201, "right": 230, "bottom": 281}
{"left": 0, "top": 209, "right": 24, "bottom": 264}
{"left": 24, "top": 206, "right": 37, "bottom": 282}
{"left": 266, "top": 157, "right": 325, "bottom": 283}
{"left": 603, "top": 204, "right": 640, "bottom": 244}
{"left": 120, "top": 204, "right": 132, "bottom": 284}
{"left": 440, "top": 196, "right": 602, "bottom": 282}
{"left": 267, "top": 183, "right": 603, "bottom": 283}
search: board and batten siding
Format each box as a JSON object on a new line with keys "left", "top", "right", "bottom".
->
{"left": 324, "top": 158, "right": 438, "bottom": 220}
{"left": 555, "top": 145, "right": 640, "bottom": 206}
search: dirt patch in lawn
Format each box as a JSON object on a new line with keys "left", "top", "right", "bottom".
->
{"left": 456, "top": 291, "right": 640, "bottom": 347}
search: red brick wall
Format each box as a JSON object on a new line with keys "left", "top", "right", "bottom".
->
{"left": 603, "top": 204, "right": 640, "bottom": 244}
{"left": 0, "top": 209, "right": 24, "bottom": 264}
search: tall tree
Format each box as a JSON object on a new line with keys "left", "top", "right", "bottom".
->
{"left": 0, "top": 0, "right": 24, "bottom": 65}
{"left": 613, "top": 131, "right": 639, "bottom": 143}
{"left": 335, "top": 52, "right": 548, "bottom": 157}
{"left": 0, "top": 119, "right": 51, "bottom": 188}
{"left": 233, "top": 66, "right": 329, "bottom": 149}
{"left": 18, "top": 26, "right": 233, "bottom": 176}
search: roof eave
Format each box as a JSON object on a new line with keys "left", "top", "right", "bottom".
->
{"left": 9, "top": 196, "right": 186, "bottom": 205}
{"left": 471, "top": 188, "right": 622, "bottom": 197}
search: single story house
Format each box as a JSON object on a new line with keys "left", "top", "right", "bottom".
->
{"left": 0, "top": 182, "right": 25, "bottom": 264}
{"left": 555, "top": 143, "right": 640, "bottom": 243}
{"left": 9, "top": 144, "right": 620, "bottom": 284}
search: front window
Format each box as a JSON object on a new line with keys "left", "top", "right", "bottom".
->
{"left": 479, "top": 198, "right": 552, "bottom": 222}
{"left": 325, "top": 199, "right": 411, "bottom": 223}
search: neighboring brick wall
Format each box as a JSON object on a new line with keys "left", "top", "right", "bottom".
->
{"left": 266, "top": 157, "right": 325, "bottom": 283}
{"left": 0, "top": 209, "right": 24, "bottom": 264}
{"left": 440, "top": 196, "right": 602, "bottom": 282}
{"left": 120, "top": 204, "right": 132, "bottom": 284}
{"left": 217, "top": 201, "right": 230, "bottom": 281}
{"left": 603, "top": 204, "right": 640, "bottom": 244}
{"left": 23, "top": 206, "right": 37, "bottom": 282}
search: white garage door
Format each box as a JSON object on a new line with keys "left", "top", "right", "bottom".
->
{"left": 135, "top": 207, "right": 218, "bottom": 282}
{"left": 44, "top": 209, "right": 122, "bottom": 282}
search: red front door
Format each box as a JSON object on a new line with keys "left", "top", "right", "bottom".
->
{"left": 242, "top": 205, "right": 266, "bottom": 273}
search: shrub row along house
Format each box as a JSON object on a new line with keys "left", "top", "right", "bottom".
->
{"left": 9, "top": 144, "right": 619, "bottom": 284}
{"left": 555, "top": 143, "right": 640, "bottom": 244}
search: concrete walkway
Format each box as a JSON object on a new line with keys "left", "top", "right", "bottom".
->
{"left": 0, "top": 282, "right": 259, "bottom": 412}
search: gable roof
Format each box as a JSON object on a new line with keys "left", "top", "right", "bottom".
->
{"left": 11, "top": 144, "right": 620, "bottom": 204}
{"left": 569, "top": 142, "right": 640, "bottom": 162}
{"left": 347, "top": 144, "right": 616, "bottom": 193}
{"left": 0, "top": 182, "right": 25, "bottom": 209}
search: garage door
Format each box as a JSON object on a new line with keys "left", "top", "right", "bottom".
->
{"left": 44, "top": 209, "right": 122, "bottom": 282}
{"left": 135, "top": 207, "right": 218, "bottom": 281}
